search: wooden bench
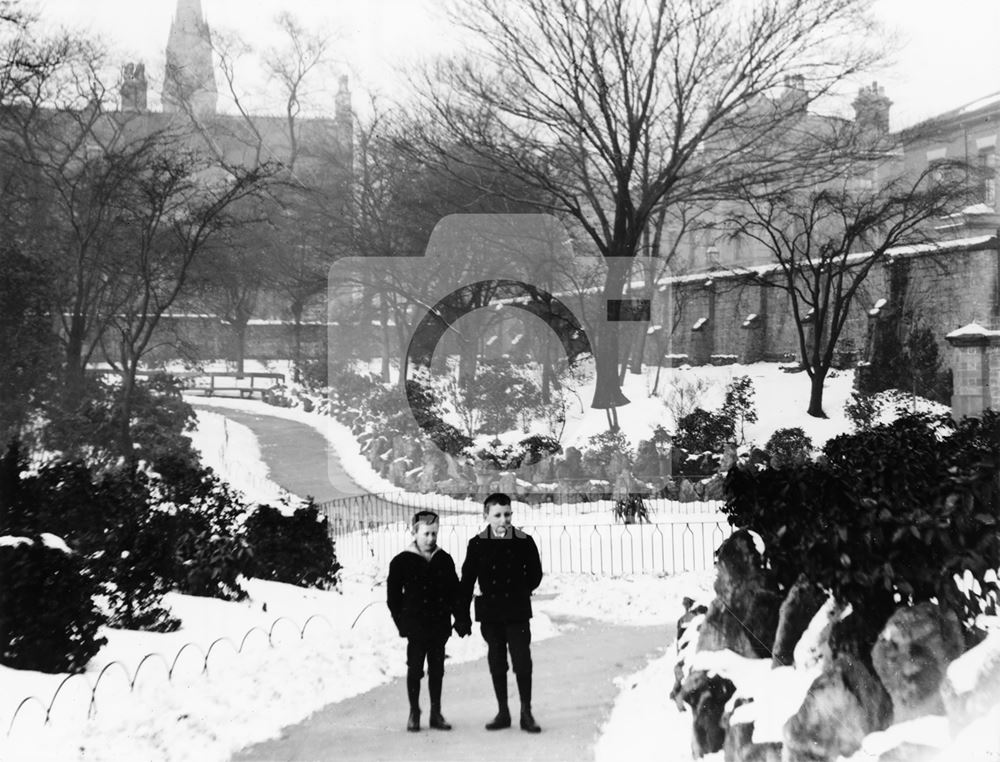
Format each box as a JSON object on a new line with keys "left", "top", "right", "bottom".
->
{"left": 136, "top": 370, "right": 286, "bottom": 399}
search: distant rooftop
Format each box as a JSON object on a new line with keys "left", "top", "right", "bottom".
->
{"left": 902, "top": 90, "right": 1000, "bottom": 136}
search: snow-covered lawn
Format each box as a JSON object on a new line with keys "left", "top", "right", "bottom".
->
{"left": 1, "top": 389, "right": 719, "bottom": 762}
{"left": 2, "top": 360, "right": 958, "bottom": 761}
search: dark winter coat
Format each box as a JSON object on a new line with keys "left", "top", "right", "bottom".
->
{"left": 386, "top": 545, "right": 461, "bottom": 641}
{"left": 459, "top": 526, "right": 543, "bottom": 624}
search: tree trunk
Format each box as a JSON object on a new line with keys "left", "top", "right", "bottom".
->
{"left": 290, "top": 300, "right": 304, "bottom": 384}
{"left": 234, "top": 321, "right": 248, "bottom": 376}
{"left": 118, "top": 368, "right": 137, "bottom": 473}
{"left": 652, "top": 338, "right": 664, "bottom": 396}
{"left": 591, "top": 257, "right": 631, "bottom": 410}
{"left": 807, "top": 370, "right": 828, "bottom": 418}
{"left": 379, "top": 298, "right": 391, "bottom": 383}
{"left": 0, "top": 438, "right": 20, "bottom": 519}
{"left": 629, "top": 325, "right": 648, "bottom": 375}
{"left": 458, "top": 336, "right": 478, "bottom": 386}
{"left": 64, "top": 318, "right": 87, "bottom": 394}
{"left": 541, "top": 339, "right": 552, "bottom": 404}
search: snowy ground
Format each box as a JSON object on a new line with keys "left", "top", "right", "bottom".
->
{"left": 1, "top": 391, "right": 717, "bottom": 762}
{"left": 2, "top": 361, "right": 955, "bottom": 761}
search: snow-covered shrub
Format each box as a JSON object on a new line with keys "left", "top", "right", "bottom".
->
{"left": 244, "top": 501, "right": 341, "bottom": 588}
{"left": 451, "top": 357, "right": 543, "bottom": 438}
{"left": 764, "top": 427, "right": 813, "bottom": 467}
{"left": 146, "top": 456, "right": 253, "bottom": 601}
{"left": 0, "top": 535, "right": 107, "bottom": 673}
{"left": 326, "top": 367, "right": 378, "bottom": 417}
{"left": 858, "top": 322, "right": 952, "bottom": 404}
{"left": 38, "top": 373, "right": 199, "bottom": 471}
{"left": 582, "top": 430, "right": 633, "bottom": 478}
{"left": 515, "top": 434, "right": 562, "bottom": 467}
{"left": 675, "top": 408, "right": 733, "bottom": 454}
{"left": 844, "top": 390, "right": 879, "bottom": 431}
{"left": 10, "top": 460, "right": 180, "bottom": 631}
{"left": 725, "top": 411, "right": 1000, "bottom": 655}
{"left": 159, "top": 506, "right": 252, "bottom": 601}
{"left": 721, "top": 375, "right": 757, "bottom": 444}
{"left": 91, "top": 473, "right": 182, "bottom": 631}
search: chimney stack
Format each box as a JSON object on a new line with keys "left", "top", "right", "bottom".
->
{"left": 120, "top": 62, "right": 148, "bottom": 113}
{"left": 853, "top": 81, "right": 892, "bottom": 134}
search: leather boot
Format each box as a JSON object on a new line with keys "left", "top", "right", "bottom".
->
{"left": 485, "top": 671, "right": 511, "bottom": 730}
{"left": 406, "top": 674, "right": 421, "bottom": 732}
{"left": 429, "top": 707, "right": 452, "bottom": 730}
{"left": 516, "top": 671, "right": 541, "bottom": 732}
{"left": 428, "top": 665, "right": 451, "bottom": 729}
{"left": 407, "top": 710, "right": 421, "bottom": 732}
{"left": 485, "top": 708, "right": 511, "bottom": 730}
{"left": 520, "top": 708, "right": 542, "bottom": 733}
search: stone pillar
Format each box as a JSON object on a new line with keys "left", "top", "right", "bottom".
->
{"left": 945, "top": 323, "right": 1000, "bottom": 419}
{"left": 740, "top": 313, "right": 763, "bottom": 364}
{"left": 690, "top": 278, "right": 716, "bottom": 366}
{"left": 690, "top": 319, "right": 711, "bottom": 365}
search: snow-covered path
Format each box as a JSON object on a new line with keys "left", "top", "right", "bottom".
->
{"left": 195, "top": 401, "right": 706, "bottom": 762}
{"left": 234, "top": 617, "right": 672, "bottom": 762}
{"left": 189, "top": 402, "right": 366, "bottom": 502}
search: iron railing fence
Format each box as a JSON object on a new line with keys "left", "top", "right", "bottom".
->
{"left": 316, "top": 489, "right": 725, "bottom": 529}
{"left": 319, "top": 490, "right": 731, "bottom": 575}
{"left": 329, "top": 514, "right": 732, "bottom": 577}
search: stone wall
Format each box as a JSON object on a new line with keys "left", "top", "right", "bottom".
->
{"left": 106, "top": 236, "right": 999, "bottom": 375}
{"left": 656, "top": 236, "right": 999, "bottom": 371}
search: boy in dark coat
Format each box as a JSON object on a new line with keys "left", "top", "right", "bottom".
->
{"left": 387, "top": 510, "right": 465, "bottom": 732}
{"left": 456, "top": 492, "right": 544, "bottom": 733}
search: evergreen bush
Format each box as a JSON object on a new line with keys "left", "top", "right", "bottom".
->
{"left": 582, "top": 430, "right": 632, "bottom": 478}
{"left": 516, "top": 434, "right": 562, "bottom": 467}
{"left": 12, "top": 463, "right": 182, "bottom": 631}
{"left": 675, "top": 408, "right": 733, "bottom": 453}
{"left": 244, "top": 501, "right": 341, "bottom": 588}
{"left": 149, "top": 462, "right": 253, "bottom": 601}
{"left": 39, "top": 374, "right": 199, "bottom": 470}
{"left": 858, "top": 323, "right": 952, "bottom": 404}
{"left": 721, "top": 375, "right": 758, "bottom": 443}
{"left": 724, "top": 411, "right": 1000, "bottom": 654}
{"left": 764, "top": 427, "right": 813, "bottom": 467}
{"left": 0, "top": 536, "right": 107, "bottom": 673}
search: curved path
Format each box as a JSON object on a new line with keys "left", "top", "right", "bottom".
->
{"left": 234, "top": 617, "right": 674, "bottom": 762}
{"left": 191, "top": 402, "right": 365, "bottom": 502}
{"left": 196, "top": 402, "right": 678, "bottom": 761}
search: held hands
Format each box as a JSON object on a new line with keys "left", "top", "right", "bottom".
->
{"left": 453, "top": 620, "right": 472, "bottom": 638}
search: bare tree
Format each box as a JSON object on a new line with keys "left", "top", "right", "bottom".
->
{"left": 0, "top": 21, "right": 173, "bottom": 392}
{"left": 403, "top": 0, "right": 881, "bottom": 428}
{"left": 102, "top": 150, "right": 273, "bottom": 465}
{"left": 182, "top": 13, "right": 349, "bottom": 380}
{"left": 343, "top": 107, "right": 550, "bottom": 387}
{"left": 726, "top": 156, "right": 970, "bottom": 417}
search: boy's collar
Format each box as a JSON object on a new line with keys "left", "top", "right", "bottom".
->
{"left": 408, "top": 542, "right": 439, "bottom": 558}
{"left": 478, "top": 526, "right": 524, "bottom": 540}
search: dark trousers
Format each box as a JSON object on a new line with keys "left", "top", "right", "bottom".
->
{"left": 405, "top": 635, "right": 447, "bottom": 712}
{"left": 480, "top": 621, "right": 535, "bottom": 712}
{"left": 480, "top": 621, "right": 532, "bottom": 676}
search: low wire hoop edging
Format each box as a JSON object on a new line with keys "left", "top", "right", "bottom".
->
{"left": 350, "top": 600, "right": 387, "bottom": 630}
{"left": 3, "top": 606, "right": 356, "bottom": 737}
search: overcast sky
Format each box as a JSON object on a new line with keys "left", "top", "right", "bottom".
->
{"left": 29, "top": 0, "right": 1000, "bottom": 129}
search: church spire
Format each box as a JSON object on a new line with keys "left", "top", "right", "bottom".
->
{"left": 162, "top": 0, "right": 217, "bottom": 116}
